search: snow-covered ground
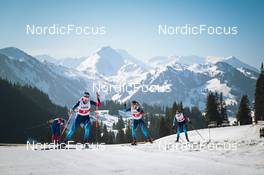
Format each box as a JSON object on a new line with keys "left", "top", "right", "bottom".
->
{"left": 0, "top": 124, "right": 263, "bottom": 175}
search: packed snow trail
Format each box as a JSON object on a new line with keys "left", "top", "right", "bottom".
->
{"left": 0, "top": 125, "right": 263, "bottom": 175}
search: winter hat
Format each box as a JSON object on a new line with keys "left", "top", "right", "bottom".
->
{"left": 84, "top": 92, "right": 90, "bottom": 97}
{"left": 132, "top": 100, "right": 138, "bottom": 105}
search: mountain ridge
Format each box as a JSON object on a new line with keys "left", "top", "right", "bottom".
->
{"left": 0, "top": 46, "right": 260, "bottom": 117}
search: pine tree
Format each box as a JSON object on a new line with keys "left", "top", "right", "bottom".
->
{"left": 108, "top": 131, "right": 115, "bottom": 144}
{"left": 236, "top": 95, "right": 252, "bottom": 125}
{"left": 219, "top": 92, "right": 228, "bottom": 124}
{"left": 116, "top": 116, "right": 125, "bottom": 129}
{"left": 116, "top": 129, "right": 125, "bottom": 143}
{"left": 148, "top": 114, "right": 160, "bottom": 139}
{"left": 115, "top": 116, "right": 125, "bottom": 143}
{"left": 112, "top": 122, "right": 117, "bottom": 130}
{"left": 0, "top": 78, "right": 67, "bottom": 143}
{"left": 190, "top": 106, "right": 207, "bottom": 129}
{"left": 205, "top": 92, "right": 220, "bottom": 125}
{"left": 158, "top": 117, "right": 170, "bottom": 138}
{"left": 167, "top": 101, "right": 178, "bottom": 134}
{"left": 102, "top": 124, "right": 109, "bottom": 143}
{"left": 254, "top": 63, "right": 264, "bottom": 123}
{"left": 125, "top": 120, "right": 132, "bottom": 143}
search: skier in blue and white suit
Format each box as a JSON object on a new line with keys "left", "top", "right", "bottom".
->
{"left": 125, "top": 101, "right": 153, "bottom": 145}
{"left": 173, "top": 109, "right": 190, "bottom": 142}
{"left": 65, "top": 92, "right": 101, "bottom": 143}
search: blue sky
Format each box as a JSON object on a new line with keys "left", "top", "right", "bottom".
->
{"left": 0, "top": 0, "right": 263, "bottom": 68}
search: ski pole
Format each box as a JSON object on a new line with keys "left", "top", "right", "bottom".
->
{"left": 61, "top": 111, "right": 74, "bottom": 136}
{"left": 188, "top": 123, "right": 206, "bottom": 140}
{"left": 208, "top": 126, "right": 211, "bottom": 142}
{"left": 95, "top": 92, "right": 99, "bottom": 128}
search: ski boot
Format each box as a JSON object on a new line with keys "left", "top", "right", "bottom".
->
{"left": 59, "top": 142, "right": 67, "bottom": 149}
{"left": 146, "top": 137, "right": 153, "bottom": 144}
{"left": 83, "top": 140, "right": 89, "bottom": 149}
{"left": 176, "top": 135, "right": 180, "bottom": 142}
{"left": 83, "top": 143, "right": 89, "bottom": 149}
{"left": 131, "top": 139, "right": 137, "bottom": 145}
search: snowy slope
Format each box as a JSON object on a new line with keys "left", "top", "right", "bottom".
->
{"left": 35, "top": 54, "right": 86, "bottom": 69}
{"left": 78, "top": 46, "right": 126, "bottom": 76}
{"left": 148, "top": 55, "right": 206, "bottom": 67}
{"left": 0, "top": 124, "right": 263, "bottom": 175}
{"left": 120, "top": 60, "right": 257, "bottom": 117}
{"left": 78, "top": 46, "right": 148, "bottom": 83}
{"left": 223, "top": 56, "right": 259, "bottom": 73}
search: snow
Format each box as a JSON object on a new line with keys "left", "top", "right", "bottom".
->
{"left": 187, "top": 63, "right": 223, "bottom": 77}
{"left": 204, "top": 78, "right": 237, "bottom": 105}
{"left": 205, "top": 56, "right": 223, "bottom": 64}
{"left": 205, "top": 78, "right": 231, "bottom": 96}
{"left": 237, "top": 68, "right": 257, "bottom": 80}
{"left": 186, "top": 77, "right": 237, "bottom": 109}
{"left": 98, "top": 114, "right": 119, "bottom": 130}
{"left": 222, "top": 56, "right": 259, "bottom": 73}
{"left": 0, "top": 124, "right": 263, "bottom": 175}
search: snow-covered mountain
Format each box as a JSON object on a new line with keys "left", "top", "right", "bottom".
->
{"left": 222, "top": 56, "right": 259, "bottom": 73}
{"left": 0, "top": 47, "right": 108, "bottom": 107}
{"left": 119, "top": 60, "right": 257, "bottom": 116}
{"left": 148, "top": 55, "right": 206, "bottom": 67}
{"left": 78, "top": 46, "right": 148, "bottom": 80}
{"left": 148, "top": 55, "right": 259, "bottom": 73}
{"left": 0, "top": 46, "right": 260, "bottom": 117}
{"left": 35, "top": 54, "right": 86, "bottom": 69}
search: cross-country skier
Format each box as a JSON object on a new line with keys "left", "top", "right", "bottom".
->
{"left": 48, "top": 118, "right": 65, "bottom": 144}
{"left": 173, "top": 109, "right": 190, "bottom": 142}
{"left": 64, "top": 92, "right": 101, "bottom": 144}
{"left": 125, "top": 101, "right": 153, "bottom": 145}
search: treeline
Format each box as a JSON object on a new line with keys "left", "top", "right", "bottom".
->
{"left": 205, "top": 63, "right": 264, "bottom": 126}
{"left": 205, "top": 92, "right": 229, "bottom": 126}
{"left": 0, "top": 78, "right": 67, "bottom": 143}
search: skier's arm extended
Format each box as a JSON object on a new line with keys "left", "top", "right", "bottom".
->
{"left": 124, "top": 107, "right": 131, "bottom": 112}
{"left": 90, "top": 96, "right": 102, "bottom": 107}
{"left": 71, "top": 101, "right": 80, "bottom": 112}
{"left": 123, "top": 103, "right": 131, "bottom": 112}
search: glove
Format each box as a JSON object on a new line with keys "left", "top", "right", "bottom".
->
{"left": 96, "top": 92, "right": 100, "bottom": 100}
{"left": 69, "top": 109, "right": 76, "bottom": 115}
